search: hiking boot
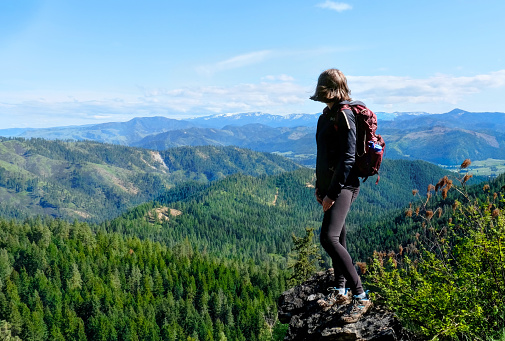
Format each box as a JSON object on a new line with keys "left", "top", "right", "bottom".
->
{"left": 317, "top": 287, "right": 351, "bottom": 311}
{"left": 340, "top": 292, "right": 372, "bottom": 323}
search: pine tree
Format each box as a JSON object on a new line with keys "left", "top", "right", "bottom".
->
{"left": 0, "top": 249, "right": 12, "bottom": 290}
{"left": 0, "top": 320, "right": 22, "bottom": 341}
{"left": 287, "top": 227, "right": 321, "bottom": 287}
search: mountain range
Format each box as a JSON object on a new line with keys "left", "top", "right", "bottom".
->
{"left": 0, "top": 110, "right": 430, "bottom": 140}
{"left": 1, "top": 108, "right": 505, "bottom": 169}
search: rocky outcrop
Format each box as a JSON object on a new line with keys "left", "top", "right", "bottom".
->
{"left": 278, "top": 269, "right": 421, "bottom": 341}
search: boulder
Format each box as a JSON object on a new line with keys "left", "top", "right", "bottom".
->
{"left": 278, "top": 269, "right": 422, "bottom": 341}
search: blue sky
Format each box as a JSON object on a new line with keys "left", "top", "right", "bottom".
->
{"left": 1, "top": 0, "right": 505, "bottom": 128}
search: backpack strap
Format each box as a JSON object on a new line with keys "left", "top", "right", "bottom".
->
{"left": 341, "top": 104, "right": 367, "bottom": 157}
{"left": 340, "top": 108, "right": 351, "bottom": 130}
{"left": 339, "top": 103, "right": 354, "bottom": 129}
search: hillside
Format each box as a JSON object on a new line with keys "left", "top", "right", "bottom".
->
{"left": 2, "top": 117, "right": 196, "bottom": 145}
{"left": 0, "top": 139, "right": 299, "bottom": 222}
{"left": 348, "top": 169, "right": 505, "bottom": 262}
{"left": 102, "top": 159, "right": 458, "bottom": 263}
{"left": 0, "top": 137, "right": 487, "bottom": 262}
{"left": 0, "top": 140, "right": 499, "bottom": 341}
{"left": 133, "top": 124, "right": 315, "bottom": 166}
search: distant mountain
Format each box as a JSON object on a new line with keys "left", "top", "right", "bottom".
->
{"left": 0, "top": 127, "right": 37, "bottom": 137}
{"left": 0, "top": 138, "right": 299, "bottom": 222}
{"left": 380, "top": 108, "right": 505, "bottom": 130}
{"left": 3, "top": 109, "right": 505, "bottom": 168}
{"left": 375, "top": 111, "right": 430, "bottom": 121}
{"left": 383, "top": 126, "right": 505, "bottom": 164}
{"left": 133, "top": 124, "right": 315, "bottom": 166}
{"left": 136, "top": 110, "right": 505, "bottom": 168}
{"left": 2, "top": 112, "right": 319, "bottom": 142}
{"left": 12, "top": 116, "right": 196, "bottom": 145}
{"left": 380, "top": 109, "right": 505, "bottom": 165}
{"left": 187, "top": 112, "right": 320, "bottom": 128}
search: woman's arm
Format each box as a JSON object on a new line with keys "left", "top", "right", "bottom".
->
{"left": 325, "top": 109, "right": 356, "bottom": 200}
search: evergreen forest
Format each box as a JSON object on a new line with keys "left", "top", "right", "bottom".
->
{"left": 0, "top": 217, "right": 288, "bottom": 340}
{"left": 0, "top": 137, "right": 502, "bottom": 340}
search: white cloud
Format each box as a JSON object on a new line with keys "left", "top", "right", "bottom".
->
{"left": 196, "top": 50, "right": 272, "bottom": 76}
{"left": 263, "top": 74, "right": 295, "bottom": 82}
{"left": 316, "top": 1, "right": 352, "bottom": 12}
{"left": 2, "top": 70, "right": 505, "bottom": 128}
{"left": 141, "top": 80, "right": 308, "bottom": 114}
{"left": 0, "top": 78, "right": 310, "bottom": 128}
{"left": 348, "top": 70, "right": 505, "bottom": 106}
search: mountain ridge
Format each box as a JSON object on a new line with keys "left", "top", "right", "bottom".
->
{"left": 0, "top": 139, "right": 300, "bottom": 222}
{"left": 0, "top": 108, "right": 476, "bottom": 138}
{"left": 2, "top": 109, "right": 505, "bottom": 169}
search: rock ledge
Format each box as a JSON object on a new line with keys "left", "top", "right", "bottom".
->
{"left": 277, "top": 269, "right": 421, "bottom": 341}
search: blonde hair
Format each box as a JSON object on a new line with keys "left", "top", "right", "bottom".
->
{"left": 310, "top": 69, "right": 351, "bottom": 103}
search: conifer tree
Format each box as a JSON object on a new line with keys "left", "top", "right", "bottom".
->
{"left": 287, "top": 227, "right": 321, "bottom": 286}
{"left": 0, "top": 320, "right": 22, "bottom": 341}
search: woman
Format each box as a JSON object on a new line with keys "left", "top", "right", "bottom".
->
{"left": 311, "top": 68, "right": 371, "bottom": 323}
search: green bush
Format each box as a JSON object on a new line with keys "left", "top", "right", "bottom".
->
{"left": 367, "top": 161, "right": 505, "bottom": 340}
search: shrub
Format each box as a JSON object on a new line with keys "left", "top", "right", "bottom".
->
{"left": 367, "top": 160, "right": 505, "bottom": 340}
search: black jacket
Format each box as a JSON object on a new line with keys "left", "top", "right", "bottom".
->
{"left": 315, "top": 102, "right": 360, "bottom": 200}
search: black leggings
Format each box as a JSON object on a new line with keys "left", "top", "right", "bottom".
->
{"left": 319, "top": 186, "right": 363, "bottom": 295}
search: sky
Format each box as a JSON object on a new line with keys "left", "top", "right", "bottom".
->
{"left": 1, "top": 0, "right": 505, "bottom": 128}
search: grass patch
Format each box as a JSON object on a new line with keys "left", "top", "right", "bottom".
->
{"left": 440, "top": 158, "right": 505, "bottom": 177}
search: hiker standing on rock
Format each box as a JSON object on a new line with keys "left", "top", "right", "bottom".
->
{"left": 311, "top": 68, "right": 372, "bottom": 323}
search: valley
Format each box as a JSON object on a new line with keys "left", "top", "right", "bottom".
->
{"left": 0, "top": 115, "right": 503, "bottom": 341}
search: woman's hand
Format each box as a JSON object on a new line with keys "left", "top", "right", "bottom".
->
{"left": 322, "top": 195, "right": 335, "bottom": 212}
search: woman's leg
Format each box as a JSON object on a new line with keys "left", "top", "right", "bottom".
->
{"left": 320, "top": 187, "right": 363, "bottom": 295}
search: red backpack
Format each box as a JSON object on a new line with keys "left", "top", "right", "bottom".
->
{"left": 341, "top": 101, "right": 385, "bottom": 184}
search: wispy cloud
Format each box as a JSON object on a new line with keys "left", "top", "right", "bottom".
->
{"left": 196, "top": 50, "right": 272, "bottom": 76}
{"left": 142, "top": 78, "right": 307, "bottom": 114}
{"left": 2, "top": 70, "right": 505, "bottom": 128}
{"left": 197, "top": 47, "right": 358, "bottom": 77}
{"left": 262, "top": 74, "right": 295, "bottom": 82}
{"left": 348, "top": 70, "right": 505, "bottom": 106}
{"left": 0, "top": 76, "right": 309, "bottom": 128}
{"left": 316, "top": 1, "right": 352, "bottom": 12}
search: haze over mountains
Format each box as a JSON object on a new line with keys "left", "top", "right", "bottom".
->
{"left": 1, "top": 108, "right": 505, "bottom": 168}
